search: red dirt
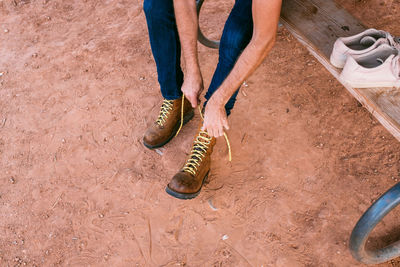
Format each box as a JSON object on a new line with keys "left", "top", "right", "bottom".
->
{"left": 0, "top": 0, "right": 400, "bottom": 266}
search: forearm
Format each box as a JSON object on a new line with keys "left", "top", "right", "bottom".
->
{"left": 210, "top": 37, "right": 276, "bottom": 106}
{"left": 173, "top": 0, "right": 200, "bottom": 75}
{"left": 209, "top": 0, "right": 281, "bottom": 107}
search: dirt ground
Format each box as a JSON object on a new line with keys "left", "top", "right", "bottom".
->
{"left": 1, "top": 0, "right": 400, "bottom": 266}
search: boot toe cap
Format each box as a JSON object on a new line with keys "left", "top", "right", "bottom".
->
{"left": 143, "top": 126, "right": 164, "bottom": 147}
{"left": 143, "top": 131, "right": 157, "bottom": 146}
{"left": 168, "top": 171, "right": 201, "bottom": 194}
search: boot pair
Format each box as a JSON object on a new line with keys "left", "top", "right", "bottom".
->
{"left": 143, "top": 96, "right": 215, "bottom": 199}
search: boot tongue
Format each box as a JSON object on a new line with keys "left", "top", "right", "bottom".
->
{"left": 360, "top": 36, "right": 377, "bottom": 46}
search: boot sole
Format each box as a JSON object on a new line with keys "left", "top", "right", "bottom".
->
{"left": 143, "top": 110, "right": 194, "bottom": 149}
{"left": 165, "top": 172, "right": 209, "bottom": 200}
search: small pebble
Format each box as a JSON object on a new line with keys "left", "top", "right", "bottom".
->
{"left": 4, "top": 29, "right": 9, "bottom": 33}
{"left": 222, "top": 234, "right": 229, "bottom": 240}
{"left": 99, "top": 213, "right": 104, "bottom": 218}
{"left": 139, "top": 76, "right": 146, "bottom": 81}
{"left": 207, "top": 199, "right": 218, "bottom": 211}
{"left": 155, "top": 149, "right": 163, "bottom": 156}
{"left": 10, "top": 177, "right": 16, "bottom": 184}
{"left": 243, "top": 81, "right": 248, "bottom": 87}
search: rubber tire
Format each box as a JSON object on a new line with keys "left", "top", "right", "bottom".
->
{"left": 349, "top": 182, "right": 400, "bottom": 264}
{"left": 196, "top": 0, "right": 220, "bottom": 49}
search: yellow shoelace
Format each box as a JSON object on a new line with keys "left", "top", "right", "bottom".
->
{"left": 156, "top": 99, "right": 174, "bottom": 126}
{"left": 182, "top": 131, "right": 213, "bottom": 175}
{"left": 177, "top": 95, "right": 232, "bottom": 176}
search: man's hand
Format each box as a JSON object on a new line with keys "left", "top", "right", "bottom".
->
{"left": 182, "top": 72, "right": 203, "bottom": 108}
{"left": 201, "top": 97, "right": 229, "bottom": 138}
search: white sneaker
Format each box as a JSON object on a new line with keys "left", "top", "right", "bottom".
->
{"left": 330, "top": 28, "right": 400, "bottom": 68}
{"left": 339, "top": 44, "right": 400, "bottom": 88}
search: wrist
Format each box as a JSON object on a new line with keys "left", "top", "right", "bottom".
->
{"left": 209, "top": 93, "right": 225, "bottom": 108}
{"left": 185, "top": 69, "right": 202, "bottom": 82}
{"left": 185, "top": 65, "right": 201, "bottom": 77}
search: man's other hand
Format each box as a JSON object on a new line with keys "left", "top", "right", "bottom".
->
{"left": 182, "top": 73, "right": 203, "bottom": 108}
{"left": 202, "top": 98, "right": 229, "bottom": 138}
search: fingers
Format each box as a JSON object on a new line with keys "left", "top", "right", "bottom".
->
{"left": 200, "top": 105, "right": 228, "bottom": 138}
{"left": 183, "top": 93, "right": 198, "bottom": 108}
{"left": 222, "top": 117, "right": 229, "bottom": 130}
{"left": 203, "top": 121, "right": 225, "bottom": 138}
{"left": 190, "top": 97, "right": 197, "bottom": 108}
{"left": 181, "top": 82, "right": 202, "bottom": 108}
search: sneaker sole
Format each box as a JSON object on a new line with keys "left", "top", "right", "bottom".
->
{"left": 165, "top": 172, "right": 209, "bottom": 200}
{"left": 340, "top": 80, "right": 400, "bottom": 88}
{"left": 143, "top": 110, "right": 195, "bottom": 149}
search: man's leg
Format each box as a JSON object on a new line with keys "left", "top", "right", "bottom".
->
{"left": 205, "top": 0, "right": 253, "bottom": 116}
{"left": 143, "top": 0, "right": 194, "bottom": 149}
{"left": 165, "top": 0, "right": 253, "bottom": 199}
{"left": 143, "top": 0, "right": 183, "bottom": 99}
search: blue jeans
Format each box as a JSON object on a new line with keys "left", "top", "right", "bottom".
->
{"left": 143, "top": 0, "right": 253, "bottom": 115}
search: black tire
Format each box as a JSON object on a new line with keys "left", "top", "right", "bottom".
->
{"left": 196, "top": 0, "right": 220, "bottom": 49}
{"left": 349, "top": 182, "right": 400, "bottom": 264}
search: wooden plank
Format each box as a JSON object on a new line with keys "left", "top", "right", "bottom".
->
{"left": 280, "top": 0, "right": 400, "bottom": 142}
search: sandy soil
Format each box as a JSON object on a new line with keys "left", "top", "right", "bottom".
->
{"left": 1, "top": 0, "right": 400, "bottom": 266}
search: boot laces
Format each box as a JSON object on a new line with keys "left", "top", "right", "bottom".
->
{"left": 156, "top": 99, "right": 174, "bottom": 126}
{"left": 182, "top": 131, "right": 212, "bottom": 176}
{"left": 180, "top": 94, "right": 232, "bottom": 176}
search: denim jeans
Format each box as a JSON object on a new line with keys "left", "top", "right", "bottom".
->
{"left": 143, "top": 0, "right": 253, "bottom": 115}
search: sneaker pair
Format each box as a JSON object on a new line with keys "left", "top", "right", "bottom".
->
{"left": 330, "top": 28, "right": 400, "bottom": 88}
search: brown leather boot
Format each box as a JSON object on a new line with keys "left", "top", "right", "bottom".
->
{"left": 166, "top": 126, "right": 216, "bottom": 199}
{"left": 143, "top": 96, "right": 194, "bottom": 149}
